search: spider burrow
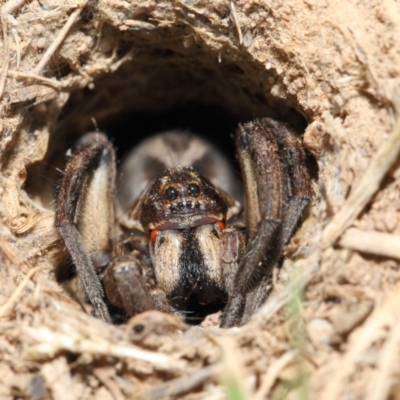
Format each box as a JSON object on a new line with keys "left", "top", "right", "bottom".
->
{"left": 55, "top": 118, "right": 310, "bottom": 328}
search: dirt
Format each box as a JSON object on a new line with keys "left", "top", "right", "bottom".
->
{"left": 1, "top": 0, "right": 400, "bottom": 399}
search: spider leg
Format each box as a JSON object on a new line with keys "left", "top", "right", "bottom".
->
{"left": 239, "top": 119, "right": 310, "bottom": 325}
{"left": 104, "top": 256, "right": 155, "bottom": 316}
{"left": 263, "top": 118, "right": 310, "bottom": 246}
{"left": 55, "top": 133, "right": 115, "bottom": 323}
{"left": 220, "top": 227, "right": 245, "bottom": 296}
{"left": 221, "top": 120, "right": 283, "bottom": 327}
{"left": 220, "top": 118, "right": 310, "bottom": 327}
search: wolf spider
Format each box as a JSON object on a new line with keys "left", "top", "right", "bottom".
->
{"left": 55, "top": 118, "right": 310, "bottom": 327}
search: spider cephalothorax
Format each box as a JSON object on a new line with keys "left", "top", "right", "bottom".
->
{"left": 55, "top": 118, "right": 310, "bottom": 327}
{"left": 137, "top": 167, "right": 230, "bottom": 230}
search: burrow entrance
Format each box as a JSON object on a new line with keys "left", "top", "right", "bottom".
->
{"left": 23, "top": 24, "right": 312, "bottom": 324}
{"left": 25, "top": 25, "right": 309, "bottom": 207}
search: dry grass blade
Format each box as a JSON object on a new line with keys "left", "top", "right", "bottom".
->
{"left": 322, "top": 119, "right": 400, "bottom": 248}
{"left": 34, "top": 2, "right": 87, "bottom": 75}
{"left": 24, "top": 326, "right": 186, "bottom": 372}
{"left": 230, "top": 2, "right": 243, "bottom": 45}
{"left": 339, "top": 228, "right": 400, "bottom": 259}
{"left": 8, "top": 70, "right": 61, "bottom": 88}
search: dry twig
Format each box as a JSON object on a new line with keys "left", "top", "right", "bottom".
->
{"left": 24, "top": 326, "right": 186, "bottom": 372}
{"left": 8, "top": 70, "right": 62, "bottom": 89}
{"left": 34, "top": 2, "right": 87, "bottom": 75}
{"left": 339, "top": 228, "right": 400, "bottom": 260}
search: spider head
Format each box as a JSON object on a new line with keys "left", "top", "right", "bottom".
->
{"left": 141, "top": 166, "right": 227, "bottom": 230}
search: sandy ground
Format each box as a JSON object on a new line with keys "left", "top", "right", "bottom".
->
{"left": 1, "top": 0, "right": 400, "bottom": 399}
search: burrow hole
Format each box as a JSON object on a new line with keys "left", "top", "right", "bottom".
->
{"left": 25, "top": 30, "right": 312, "bottom": 324}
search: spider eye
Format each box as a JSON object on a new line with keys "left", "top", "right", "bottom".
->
{"left": 188, "top": 183, "right": 200, "bottom": 197}
{"left": 165, "top": 186, "right": 178, "bottom": 201}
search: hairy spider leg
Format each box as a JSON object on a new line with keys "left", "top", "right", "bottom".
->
{"left": 220, "top": 119, "right": 310, "bottom": 327}
{"left": 56, "top": 132, "right": 115, "bottom": 323}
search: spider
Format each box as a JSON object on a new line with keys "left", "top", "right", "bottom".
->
{"left": 55, "top": 118, "right": 310, "bottom": 328}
